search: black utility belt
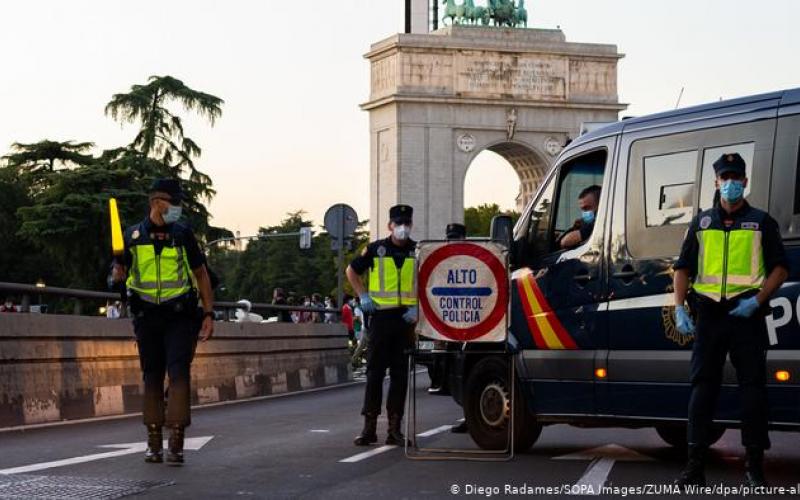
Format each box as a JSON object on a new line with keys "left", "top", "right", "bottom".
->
{"left": 129, "top": 291, "right": 198, "bottom": 315}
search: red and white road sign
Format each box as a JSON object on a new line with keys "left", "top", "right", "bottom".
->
{"left": 417, "top": 241, "right": 508, "bottom": 342}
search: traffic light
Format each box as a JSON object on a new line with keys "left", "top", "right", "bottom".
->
{"left": 299, "top": 227, "right": 312, "bottom": 249}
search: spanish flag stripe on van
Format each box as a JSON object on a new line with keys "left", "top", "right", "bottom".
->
{"left": 515, "top": 270, "right": 578, "bottom": 350}
{"left": 516, "top": 273, "right": 548, "bottom": 349}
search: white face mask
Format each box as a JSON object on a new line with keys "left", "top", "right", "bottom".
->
{"left": 163, "top": 205, "right": 182, "bottom": 224}
{"left": 392, "top": 224, "right": 411, "bottom": 241}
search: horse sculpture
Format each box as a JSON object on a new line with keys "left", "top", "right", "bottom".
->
{"left": 443, "top": 0, "right": 528, "bottom": 28}
{"left": 443, "top": 0, "right": 467, "bottom": 25}
{"left": 465, "top": 0, "right": 491, "bottom": 25}
{"left": 517, "top": 0, "right": 528, "bottom": 27}
{"left": 488, "top": 0, "right": 517, "bottom": 27}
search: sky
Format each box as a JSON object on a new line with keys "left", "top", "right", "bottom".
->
{"left": 2, "top": 0, "right": 800, "bottom": 236}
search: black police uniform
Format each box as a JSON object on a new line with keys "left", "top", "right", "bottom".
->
{"left": 122, "top": 216, "right": 206, "bottom": 430}
{"left": 675, "top": 200, "right": 786, "bottom": 450}
{"left": 350, "top": 236, "right": 416, "bottom": 418}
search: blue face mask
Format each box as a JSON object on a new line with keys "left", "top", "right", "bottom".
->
{"left": 720, "top": 180, "right": 745, "bottom": 203}
{"left": 581, "top": 210, "right": 595, "bottom": 225}
{"left": 163, "top": 205, "right": 182, "bottom": 224}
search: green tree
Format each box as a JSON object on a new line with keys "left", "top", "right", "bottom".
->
{"left": 2, "top": 140, "right": 95, "bottom": 173}
{"left": 104, "top": 75, "right": 223, "bottom": 200}
{"left": 464, "top": 203, "right": 520, "bottom": 236}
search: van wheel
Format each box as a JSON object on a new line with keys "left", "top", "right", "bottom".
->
{"left": 464, "top": 356, "right": 542, "bottom": 452}
{"left": 656, "top": 424, "right": 726, "bottom": 449}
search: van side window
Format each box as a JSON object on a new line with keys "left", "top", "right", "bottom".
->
{"left": 699, "top": 143, "right": 754, "bottom": 211}
{"left": 527, "top": 149, "right": 606, "bottom": 258}
{"left": 643, "top": 150, "right": 697, "bottom": 227}
{"left": 527, "top": 173, "right": 557, "bottom": 258}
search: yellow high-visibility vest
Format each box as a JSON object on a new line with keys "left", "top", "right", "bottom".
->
{"left": 693, "top": 228, "right": 764, "bottom": 302}
{"left": 126, "top": 228, "right": 194, "bottom": 304}
{"left": 368, "top": 256, "right": 417, "bottom": 308}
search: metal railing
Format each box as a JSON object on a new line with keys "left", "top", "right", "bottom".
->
{"left": 0, "top": 282, "right": 341, "bottom": 319}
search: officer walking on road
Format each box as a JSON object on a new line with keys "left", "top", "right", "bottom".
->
{"left": 112, "top": 179, "right": 215, "bottom": 464}
{"left": 347, "top": 204, "right": 418, "bottom": 446}
{"left": 673, "top": 153, "right": 788, "bottom": 488}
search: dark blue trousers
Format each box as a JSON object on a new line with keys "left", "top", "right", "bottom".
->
{"left": 362, "top": 310, "right": 414, "bottom": 417}
{"left": 134, "top": 307, "right": 198, "bottom": 427}
{"left": 688, "top": 297, "right": 770, "bottom": 449}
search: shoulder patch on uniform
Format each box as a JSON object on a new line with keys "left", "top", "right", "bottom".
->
{"left": 377, "top": 245, "right": 386, "bottom": 257}
{"left": 699, "top": 216, "right": 712, "bottom": 229}
{"left": 741, "top": 222, "right": 759, "bottom": 230}
{"left": 132, "top": 229, "right": 140, "bottom": 240}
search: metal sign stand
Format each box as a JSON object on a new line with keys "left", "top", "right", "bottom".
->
{"left": 404, "top": 239, "right": 515, "bottom": 462}
{"left": 404, "top": 347, "right": 516, "bottom": 462}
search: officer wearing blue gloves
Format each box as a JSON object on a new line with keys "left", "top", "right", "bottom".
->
{"left": 673, "top": 153, "right": 788, "bottom": 489}
{"left": 346, "top": 204, "right": 417, "bottom": 446}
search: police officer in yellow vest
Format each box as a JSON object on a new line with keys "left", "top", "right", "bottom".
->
{"left": 673, "top": 153, "right": 788, "bottom": 488}
{"left": 347, "top": 204, "right": 417, "bottom": 446}
{"left": 112, "top": 179, "right": 215, "bottom": 464}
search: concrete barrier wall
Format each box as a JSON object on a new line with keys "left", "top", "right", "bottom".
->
{"left": 0, "top": 314, "right": 352, "bottom": 427}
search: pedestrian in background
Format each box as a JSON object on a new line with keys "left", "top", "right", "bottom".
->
{"left": 0, "top": 297, "right": 18, "bottom": 313}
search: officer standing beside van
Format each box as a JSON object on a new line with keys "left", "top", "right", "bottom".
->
{"left": 347, "top": 204, "right": 418, "bottom": 446}
{"left": 672, "top": 153, "right": 788, "bottom": 488}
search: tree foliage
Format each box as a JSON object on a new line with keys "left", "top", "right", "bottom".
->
{"left": 0, "top": 75, "right": 227, "bottom": 292}
{"left": 464, "top": 203, "right": 520, "bottom": 236}
{"left": 105, "top": 75, "right": 223, "bottom": 201}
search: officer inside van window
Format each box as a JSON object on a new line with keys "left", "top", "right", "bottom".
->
{"left": 559, "top": 185, "right": 601, "bottom": 249}
{"left": 672, "top": 153, "right": 788, "bottom": 489}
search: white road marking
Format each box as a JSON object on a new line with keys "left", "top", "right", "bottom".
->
{"left": 339, "top": 445, "right": 397, "bottom": 463}
{"left": 574, "top": 457, "right": 615, "bottom": 495}
{"left": 339, "top": 420, "right": 454, "bottom": 463}
{"left": 416, "top": 425, "right": 453, "bottom": 438}
{"left": 0, "top": 436, "right": 214, "bottom": 475}
{"left": 554, "top": 444, "right": 654, "bottom": 496}
{"left": 310, "top": 429, "right": 330, "bottom": 433}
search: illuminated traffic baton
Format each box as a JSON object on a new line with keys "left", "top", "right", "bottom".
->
{"left": 109, "top": 198, "right": 124, "bottom": 256}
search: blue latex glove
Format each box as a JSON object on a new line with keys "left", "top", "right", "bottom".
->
{"left": 674, "top": 305, "right": 696, "bottom": 335}
{"left": 729, "top": 296, "right": 760, "bottom": 318}
{"left": 403, "top": 306, "right": 418, "bottom": 324}
{"left": 359, "top": 293, "right": 376, "bottom": 314}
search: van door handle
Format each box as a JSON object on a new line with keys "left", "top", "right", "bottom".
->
{"left": 612, "top": 265, "right": 639, "bottom": 282}
{"left": 574, "top": 269, "right": 593, "bottom": 284}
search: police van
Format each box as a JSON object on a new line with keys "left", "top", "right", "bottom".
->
{"left": 439, "top": 87, "right": 800, "bottom": 451}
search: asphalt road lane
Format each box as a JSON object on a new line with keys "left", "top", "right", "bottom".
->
{"left": 1, "top": 374, "right": 800, "bottom": 499}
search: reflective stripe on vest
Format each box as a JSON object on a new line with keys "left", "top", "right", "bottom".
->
{"left": 694, "top": 228, "right": 764, "bottom": 302}
{"left": 126, "top": 244, "right": 193, "bottom": 304}
{"left": 367, "top": 256, "right": 417, "bottom": 308}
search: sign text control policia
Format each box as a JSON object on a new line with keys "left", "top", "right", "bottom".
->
{"left": 417, "top": 242, "right": 509, "bottom": 342}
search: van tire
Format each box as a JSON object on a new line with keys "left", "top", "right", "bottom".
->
{"left": 464, "top": 356, "right": 542, "bottom": 452}
{"left": 656, "top": 424, "right": 726, "bottom": 450}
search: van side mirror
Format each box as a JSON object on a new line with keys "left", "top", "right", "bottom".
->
{"left": 490, "top": 215, "right": 513, "bottom": 248}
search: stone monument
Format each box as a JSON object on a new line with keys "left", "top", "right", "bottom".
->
{"left": 362, "top": 26, "right": 626, "bottom": 239}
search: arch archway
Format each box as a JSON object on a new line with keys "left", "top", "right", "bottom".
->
{"left": 363, "top": 27, "right": 626, "bottom": 239}
{"left": 463, "top": 140, "right": 551, "bottom": 219}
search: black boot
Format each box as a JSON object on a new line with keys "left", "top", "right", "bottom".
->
{"left": 144, "top": 424, "right": 163, "bottom": 463}
{"left": 386, "top": 413, "right": 409, "bottom": 446}
{"left": 744, "top": 447, "right": 767, "bottom": 488}
{"left": 353, "top": 413, "right": 378, "bottom": 446}
{"left": 675, "top": 445, "right": 706, "bottom": 489}
{"left": 166, "top": 425, "right": 185, "bottom": 464}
